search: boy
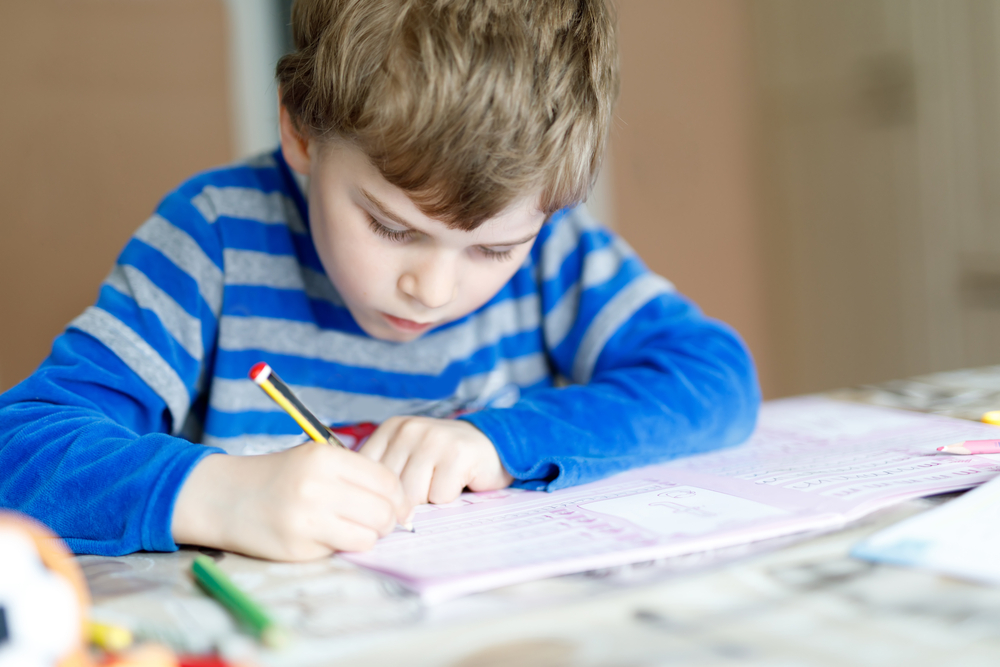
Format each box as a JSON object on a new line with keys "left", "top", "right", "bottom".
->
{"left": 0, "top": 0, "right": 759, "bottom": 560}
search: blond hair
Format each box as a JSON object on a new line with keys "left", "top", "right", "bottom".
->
{"left": 277, "top": 0, "right": 619, "bottom": 228}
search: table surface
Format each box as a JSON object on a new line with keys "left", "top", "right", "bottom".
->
{"left": 83, "top": 366, "right": 1000, "bottom": 667}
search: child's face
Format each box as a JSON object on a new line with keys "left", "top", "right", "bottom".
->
{"left": 282, "top": 125, "right": 546, "bottom": 343}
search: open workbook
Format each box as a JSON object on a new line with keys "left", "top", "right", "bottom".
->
{"left": 343, "top": 397, "right": 1000, "bottom": 602}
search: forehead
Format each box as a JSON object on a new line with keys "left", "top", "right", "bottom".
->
{"left": 318, "top": 141, "right": 546, "bottom": 241}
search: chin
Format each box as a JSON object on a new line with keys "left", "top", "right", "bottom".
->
{"left": 360, "top": 319, "right": 429, "bottom": 343}
{"left": 378, "top": 329, "right": 426, "bottom": 343}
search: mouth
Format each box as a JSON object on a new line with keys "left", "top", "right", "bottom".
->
{"left": 381, "top": 312, "right": 435, "bottom": 334}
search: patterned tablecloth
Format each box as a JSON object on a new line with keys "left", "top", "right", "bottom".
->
{"left": 84, "top": 366, "right": 1000, "bottom": 666}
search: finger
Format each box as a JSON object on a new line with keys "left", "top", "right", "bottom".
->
{"left": 327, "top": 481, "right": 398, "bottom": 536}
{"left": 378, "top": 418, "right": 432, "bottom": 476}
{"left": 333, "top": 450, "right": 410, "bottom": 521}
{"left": 318, "top": 515, "right": 382, "bottom": 553}
{"left": 379, "top": 440, "right": 415, "bottom": 477}
{"left": 357, "top": 417, "right": 404, "bottom": 462}
{"left": 426, "top": 458, "right": 470, "bottom": 505}
{"left": 331, "top": 447, "right": 403, "bottom": 498}
{"left": 398, "top": 451, "right": 437, "bottom": 506}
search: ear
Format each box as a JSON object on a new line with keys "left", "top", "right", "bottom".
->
{"left": 279, "top": 101, "right": 312, "bottom": 176}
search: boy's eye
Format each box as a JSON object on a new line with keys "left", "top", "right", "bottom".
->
{"left": 368, "top": 217, "right": 412, "bottom": 242}
{"left": 478, "top": 246, "right": 515, "bottom": 261}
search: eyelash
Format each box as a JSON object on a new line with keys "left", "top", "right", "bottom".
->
{"left": 479, "top": 247, "right": 515, "bottom": 262}
{"left": 368, "top": 217, "right": 412, "bottom": 243}
{"left": 367, "top": 216, "right": 515, "bottom": 261}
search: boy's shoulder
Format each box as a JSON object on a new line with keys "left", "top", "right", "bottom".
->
{"left": 532, "top": 204, "right": 633, "bottom": 277}
{"left": 164, "top": 150, "right": 306, "bottom": 233}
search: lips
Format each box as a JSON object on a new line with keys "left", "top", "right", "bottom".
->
{"left": 382, "top": 312, "right": 434, "bottom": 333}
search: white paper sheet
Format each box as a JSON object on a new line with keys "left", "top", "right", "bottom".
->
{"left": 853, "top": 471, "right": 1000, "bottom": 585}
{"left": 343, "top": 397, "right": 1000, "bottom": 602}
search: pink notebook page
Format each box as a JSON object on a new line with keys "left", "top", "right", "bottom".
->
{"left": 343, "top": 397, "right": 1000, "bottom": 603}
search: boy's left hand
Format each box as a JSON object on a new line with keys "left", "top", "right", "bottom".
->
{"left": 358, "top": 417, "right": 513, "bottom": 506}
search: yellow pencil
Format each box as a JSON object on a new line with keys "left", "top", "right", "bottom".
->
{"left": 249, "top": 362, "right": 346, "bottom": 448}
{"left": 249, "top": 362, "right": 414, "bottom": 532}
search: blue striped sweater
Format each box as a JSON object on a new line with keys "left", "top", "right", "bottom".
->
{"left": 0, "top": 150, "right": 760, "bottom": 556}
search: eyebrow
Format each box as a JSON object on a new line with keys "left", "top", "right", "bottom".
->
{"left": 359, "top": 188, "right": 414, "bottom": 229}
{"left": 359, "top": 188, "right": 541, "bottom": 247}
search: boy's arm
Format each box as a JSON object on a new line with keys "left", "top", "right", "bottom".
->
{"left": 0, "top": 333, "right": 408, "bottom": 558}
{"left": 0, "top": 331, "right": 220, "bottom": 555}
{"left": 0, "top": 192, "right": 227, "bottom": 555}
{"left": 460, "top": 209, "right": 761, "bottom": 491}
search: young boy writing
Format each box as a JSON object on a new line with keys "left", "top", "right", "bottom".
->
{"left": 0, "top": 0, "right": 759, "bottom": 561}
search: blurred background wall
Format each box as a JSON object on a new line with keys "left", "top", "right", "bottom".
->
{"left": 3, "top": 0, "right": 1000, "bottom": 401}
{"left": 752, "top": 0, "right": 1000, "bottom": 397}
{"left": 0, "top": 1, "right": 233, "bottom": 392}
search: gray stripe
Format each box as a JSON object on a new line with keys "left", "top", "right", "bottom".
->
{"left": 407, "top": 293, "right": 542, "bottom": 367}
{"left": 207, "top": 352, "right": 548, "bottom": 426}
{"left": 208, "top": 377, "right": 430, "bottom": 421}
{"left": 540, "top": 206, "right": 602, "bottom": 281}
{"left": 449, "top": 353, "right": 549, "bottom": 408}
{"left": 203, "top": 433, "right": 308, "bottom": 456}
{"left": 223, "top": 249, "right": 304, "bottom": 290}
{"left": 400, "top": 353, "right": 548, "bottom": 419}
{"left": 69, "top": 307, "right": 191, "bottom": 432}
{"left": 572, "top": 274, "right": 675, "bottom": 383}
{"left": 543, "top": 282, "right": 580, "bottom": 348}
{"left": 542, "top": 236, "right": 635, "bottom": 349}
{"left": 104, "top": 265, "right": 204, "bottom": 361}
{"left": 191, "top": 185, "right": 306, "bottom": 234}
{"left": 217, "top": 293, "right": 541, "bottom": 375}
{"left": 222, "top": 249, "right": 344, "bottom": 305}
{"left": 581, "top": 239, "right": 634, "bottom": 289}
{"left": 133, "top": 215, "right": 223, "bottom": 316}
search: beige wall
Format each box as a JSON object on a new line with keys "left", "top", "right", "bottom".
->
{"left": 612, "top": 0, "right": 774, "bottom": 395}
{"left": 753, "top": 0, "right": 1000, "bottom": 396}
{"left": 0, "top": 1, "right": 233, "bottom": 390}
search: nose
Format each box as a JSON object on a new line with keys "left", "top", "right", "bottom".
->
{"left": 398, "top": 252, "right": 458, "bottom": 310}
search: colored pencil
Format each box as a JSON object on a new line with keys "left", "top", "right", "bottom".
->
{"left": 249, "top": 362, "right": 414, "bottom": 532}
{"left": 191, "top": 555, "right": 288, "bottom": 649}
{"left": 249, "top": 362, "right": 347, "bottom": 448}
{"left": 937, "top": 439, "right": 1000, "bottom": 455}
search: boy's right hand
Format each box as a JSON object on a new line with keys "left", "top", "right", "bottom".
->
{"left": 171, "top": 441, "right": 410, "bottom": 561}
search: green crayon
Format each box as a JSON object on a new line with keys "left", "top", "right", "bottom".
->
{"left": 191, "top": 555, "right": 289, "bottom": 648}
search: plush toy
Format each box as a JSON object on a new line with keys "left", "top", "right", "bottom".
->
{"left": 0, "top": 511, "right": 90, "bottom": 667}
{"left": 0, "top": 511, "right": 213, "bottom": 667}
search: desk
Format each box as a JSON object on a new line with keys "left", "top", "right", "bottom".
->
{"left": 83, "top": 366, "right": 1000, "bottom": 666}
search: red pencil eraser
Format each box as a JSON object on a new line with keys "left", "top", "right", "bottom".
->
{"left": 249, "top": 362, "right": 270, "bottom": 382}
{"left": 936, "top": 446, "right": 944, "bottom": 451}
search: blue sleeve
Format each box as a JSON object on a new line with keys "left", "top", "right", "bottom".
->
{"left": 0, "top": 189, "right": 226, "bottom": 556}
{"left": 462, "top": 208, "right": 760, "bottom": 491}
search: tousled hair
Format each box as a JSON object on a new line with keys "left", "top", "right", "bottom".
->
{"left": 277, "top": 0, "right": 619, "bottom": 229}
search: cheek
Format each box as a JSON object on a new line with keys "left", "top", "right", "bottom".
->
{"left": 313, "top": 217, "right": 389, "bottom": 300}
{"left": 462, "top": 259, "right": 524, "bottom": 307}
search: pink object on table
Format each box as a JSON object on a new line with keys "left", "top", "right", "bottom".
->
{"left": 937, "top": 440, "right": 1000, "bottom": 455}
